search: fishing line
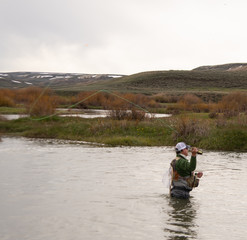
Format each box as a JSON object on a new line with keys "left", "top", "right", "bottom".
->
{"left": 100, "top": 90, "right": 177, "bottom": 133}
{"left": 30, "top": 89, "right": 104, "bottom": 121}
{"left": 28, "top": 81, "right": 53, "bottom": 116}
{"left": 29, "top": 87, "right": 177, "bottom": 133}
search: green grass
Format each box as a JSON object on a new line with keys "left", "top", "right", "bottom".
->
{"left": 1, "top": 114, "right": 247, "bottom": 151}
{"left": 0, "top": 107, "right": 26, "bottom": 114}
{"left": 63, "top": 70, "right": 247, "bottom": 95}
{"left": 179, "top": 112, "right": 211, "bottom": 119}
{"left": 200, "top": 127, "right": 247, "bottom": 151}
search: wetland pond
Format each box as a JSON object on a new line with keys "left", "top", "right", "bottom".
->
{"left": 1, "top": 109, "right": 171, "bottom": 120}
{"left": 0, "top": 137, "right": 247, "bottom": 240}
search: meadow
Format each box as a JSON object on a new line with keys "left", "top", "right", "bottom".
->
{"left": 1, "top": 87, "right": 247, "bottom": 151}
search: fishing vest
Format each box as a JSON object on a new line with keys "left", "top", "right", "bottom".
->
{"left": 170, "top": 157, "right": 199, "bottom": 188}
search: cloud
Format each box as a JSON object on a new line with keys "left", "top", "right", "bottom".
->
{"left": 1, "top": 0, "right": 247, "bottom": 74}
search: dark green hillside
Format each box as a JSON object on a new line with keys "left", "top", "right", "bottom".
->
{"left": 78, "top": 69, "right": 247, "bottom": 94}
{"left": 2, "top": 64, "right": 247, "bottom": 97}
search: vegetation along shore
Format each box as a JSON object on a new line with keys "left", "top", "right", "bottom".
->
{"left": 1, "top": 84, "right": 247, "bottom": 151}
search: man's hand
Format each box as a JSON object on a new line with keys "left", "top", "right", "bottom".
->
{"left": 197, "top": 172, "right": 203, "bottom": 178}
{"left": 191, "top": 147, "right": 198, "bottom": 156}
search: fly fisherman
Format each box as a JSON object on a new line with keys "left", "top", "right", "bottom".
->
{"left": 170, "top": 142, "right": 203, "bottom": 199}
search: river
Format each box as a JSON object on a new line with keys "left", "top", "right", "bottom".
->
{"left": 1, "top": 109, "right": 171, "bottom": 120}
{"left": 0, "top": 137, "right": 246, "bottom": 240}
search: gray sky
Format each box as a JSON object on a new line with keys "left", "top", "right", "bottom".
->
{"left": 1, "top": 0, "right": 247, "bottom": 75}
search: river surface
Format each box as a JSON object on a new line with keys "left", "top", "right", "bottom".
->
{"left": 1, "top": 109, "right": 171, "bottom": 120}
{"left": 0, "top": 137, "right": 247, "bottom": 240}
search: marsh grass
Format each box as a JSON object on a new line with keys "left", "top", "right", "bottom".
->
{"left": 172, "top": 117, "right": 211, "bottom": 145}
{"left": 1, "top": 88, "right": 247, "bottom": 150}
{"left": 0, "top": 95, "right": 15, "bottom": 107}
{"left": 1, "top": 115, "right": 247, "bottom": 150}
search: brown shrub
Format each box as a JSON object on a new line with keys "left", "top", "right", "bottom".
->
{"left": 215, "top": 116, "right": 227, "bottom": 127}
{"left": 232, "top": 114, "right": 247, "bottom": 126}
{"left": 152, "top": 94, "right": 179, "bottom": 103}
{"left": 208, "top": 112, "right": 218, "bottom": 119}
{"left": 108, "top": 109, "right": 146, "bottom": 121}
{"left": 217, "top": 92, "right": 247, "bottom": 113}
{"left": 147, "top": 99, "right": 160, "bottom": 108}
{"left": 173, "top": 117, "right": 210, "bottom": 144}
{"left": 0, "top": 89, "right": 16, "bottom": 107}
{"left": 75, "top": 91, "right": 156, "bottom": 110}
{"left": 27, "top": 95, "right": 57, "bottom": 116}
{"left": 0, "top": 95, "right": 15, "bottom": 107}
{"left": 176, "top": 94, "right": 208, "bottom": 112}
{"left": 179, "top": 94, "right": 203, "bottom": 105}
{"left": 17, "top": 87, "right": 58, "bottom": 116}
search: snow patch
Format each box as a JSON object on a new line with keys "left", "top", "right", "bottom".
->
{"left": 25, "top": 82, "right": 33, "bottom": 85}
{"left": 40, "top": 75, "right": 53, "bottom": 78}
{"left": 18, "top": 75, "right": 28, "bottom": 77}
{"left": 54, "top": 76, "right": 64, "bottom": 79}
{"left": 11, "top": 80, "right": 21, "bottom": 84}
{"left": 108, "top": 75, "right": 122, "bottom": 78}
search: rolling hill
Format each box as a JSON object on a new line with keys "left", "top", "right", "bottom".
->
{"left": 0, "top": 72, "right": 125, "bottom": 89}
{"left": 1, "top": 63, "right": 247, "bottom": 97}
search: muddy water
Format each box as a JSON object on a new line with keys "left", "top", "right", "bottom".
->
{"left": 0, "top": 137, "right": 247, "bottom": 240}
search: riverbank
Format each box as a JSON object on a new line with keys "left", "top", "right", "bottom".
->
{"left": 1, "top": 114, "right": 247, "bottom": 151}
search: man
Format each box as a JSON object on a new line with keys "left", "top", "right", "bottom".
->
{"left": 170, "top": 142, "right": 203, "bottom": 199}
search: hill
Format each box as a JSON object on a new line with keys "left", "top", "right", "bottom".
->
{"left": 193, "top": 63, "right": 247, "bottom": 71}
{"left": 0, "top": 72, "right": 125, "bottom": 89}
{"left": 1, "top": 64, "right": 247, "bottom": 98}
{"left": 82, "top": 67, "right": 247, "bottom": 94}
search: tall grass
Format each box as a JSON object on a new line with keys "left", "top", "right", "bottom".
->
{"left": 2, "top": 88, "right": 247, "bottom": 120}
{"left": 76, "top": 91, "right": 159, "bottom": 109}
{"left": 215, "top": 92, "right": 247, "bottom": 117}
{"left": 0, "top": 89, "right": 15, "bottom": 107}
{"left": 12, "top": 87, "right": 58, "bottom": 116}
{"left": 172, "top": 116, "right": 211, "bottom": 144}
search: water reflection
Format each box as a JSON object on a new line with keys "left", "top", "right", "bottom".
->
{"left": 164, "top": 197, "right": 198, "bottom": 240}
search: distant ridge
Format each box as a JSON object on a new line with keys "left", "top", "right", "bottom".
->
{"left": 0, "top": 72, "right": 125, "bottom": 89}
{"left": 193, "top": 63, "right": 247, "bottom": 71}
{"left": 1, "top": 63, "right": 247, "bottom": 95}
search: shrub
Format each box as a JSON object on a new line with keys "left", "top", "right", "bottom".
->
{"left": 179, "top": 94, "right": 203, "bottom": 105}
{"left": 173, "top": 117, "right": 210, "bottom": 144}
{"left": 27, "top": 95, "right": 57, "bottom": 117}
{"left": 0, "top": 95, "right": 15, "bottom": 107}
{"left": 152, "top": 93, "right": 179, "bottom": 103}
{"left": 217, "top": 92, "right": 247, "bottom": 113}
{"left": 108, "top": 109, "right": 146, "bottom": 121}
{"left": 75, "top": 91, "right": 157, "bottom": 110}
{"left": 22, "top": 88, "right": 58, "bottom": 116}
{"left": 176, "top": 94, "right": 205, "bottom": 112}
{"left": 213, "top": 128, "right": 247, "bottom": 150}
{"left": 208, "top": 112, "right": 218, "bottom": 119}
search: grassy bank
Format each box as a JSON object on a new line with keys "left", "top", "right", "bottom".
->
{"left": 0, "top": 107, "right": 26, "bottom": 114}
{"left": 1, "top": 115, "right": 247, "bottom": 151}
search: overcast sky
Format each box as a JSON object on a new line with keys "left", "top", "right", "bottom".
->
{"left": 1, "top": 0, "right": 247, "bottom": 75}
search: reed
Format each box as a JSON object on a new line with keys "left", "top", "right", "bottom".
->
{"left": 1, "top": 115, "right": 247, "bottom": 150}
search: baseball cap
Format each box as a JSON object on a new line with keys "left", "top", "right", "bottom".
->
{"left": 175, "top": 142, "right": 190, "bottom": 152}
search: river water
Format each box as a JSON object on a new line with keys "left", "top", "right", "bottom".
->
{"left": 1, "top": 109, "right": 171, "bottom": 120}
{"left": 0, "top": 137, "right": 246, "bottom": 240}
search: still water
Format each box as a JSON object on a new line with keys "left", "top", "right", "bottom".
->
{"left": 1, "top": 109, "right": 171, "bottom": 120}
{"left": 0, "top": 137, "right": 247, "bottom": 240}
